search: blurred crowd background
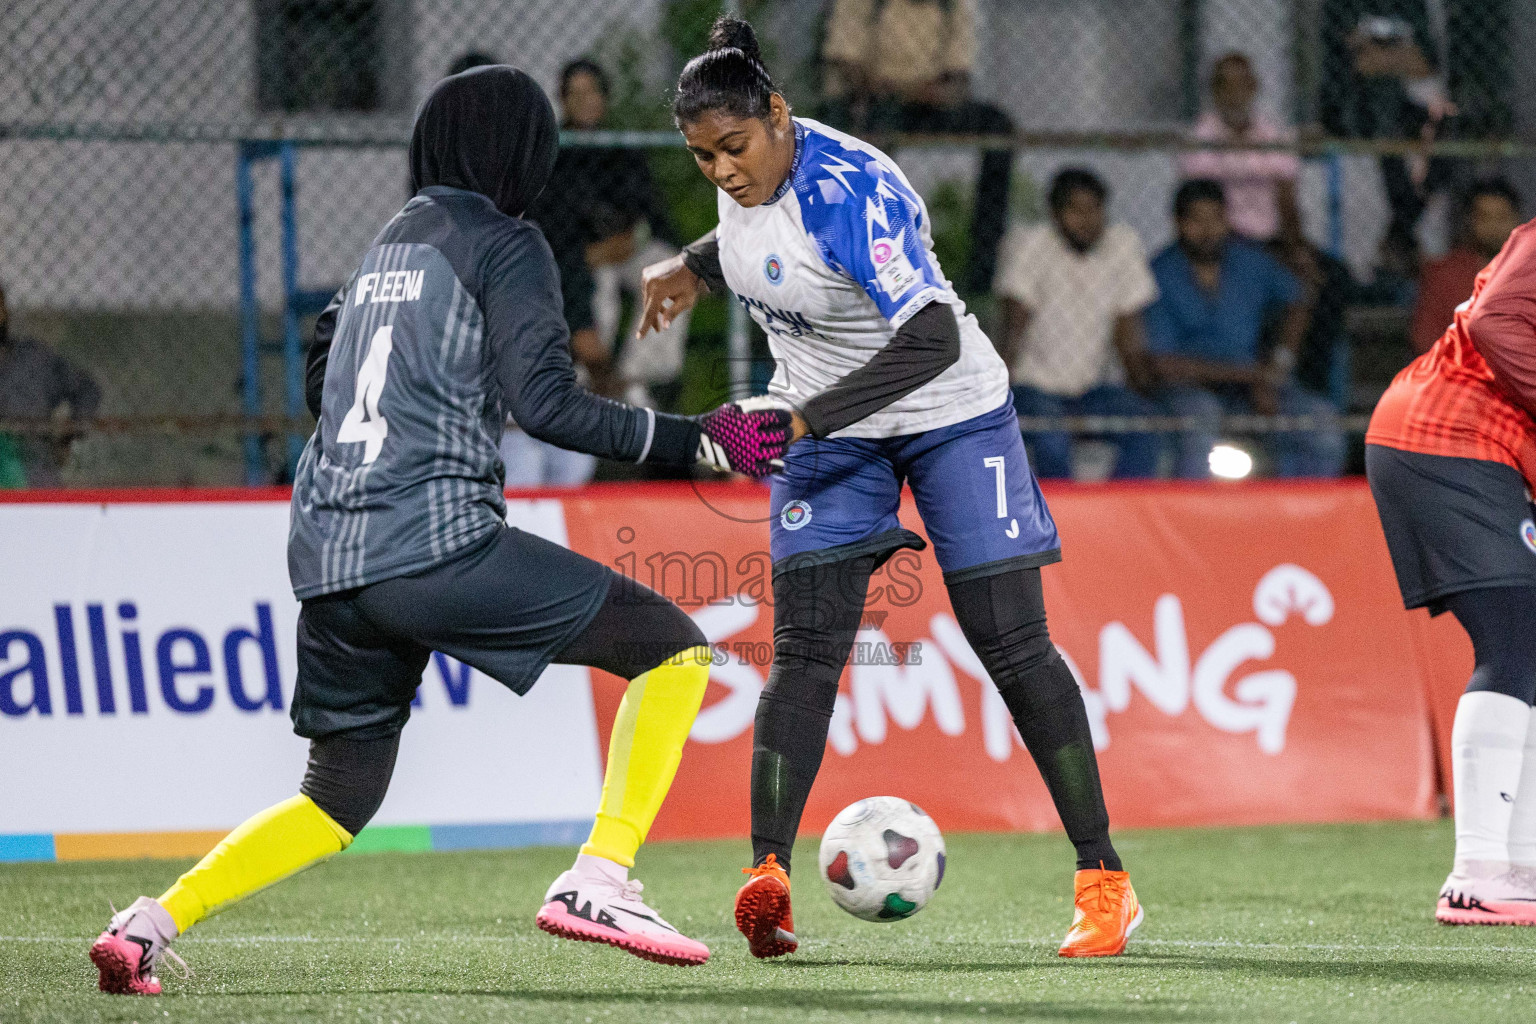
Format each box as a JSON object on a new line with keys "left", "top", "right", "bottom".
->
{"left": 2, "top": 0, "right": 1534, "bottom": 487}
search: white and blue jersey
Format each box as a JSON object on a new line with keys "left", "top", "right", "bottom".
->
{"left": 717, "top": 118, "right": 1009, "bottom": 439}
{"left": 713, "top": 119, "right": 1058, "bottom": 579}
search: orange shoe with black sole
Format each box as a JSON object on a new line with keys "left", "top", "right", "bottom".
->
{"left": 735, "top": 854, "right": 798, "bottom": 958}
{"left": 1059, "top": 866, "right": 1143, "bottom": 957}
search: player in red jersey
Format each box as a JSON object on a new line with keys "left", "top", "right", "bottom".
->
{"left": 1367, "top": 220, "right": 1536, "bottom": 925}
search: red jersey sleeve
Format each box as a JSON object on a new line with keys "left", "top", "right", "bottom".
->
{"left": 1466, "top": 222, "right": 1536, "bottom": 420}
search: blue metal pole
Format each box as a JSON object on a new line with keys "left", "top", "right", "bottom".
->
{"left": 279, "top": 142, "right": 305, "bottom": 474}
{"left": 236, "top": 143, "right": 264, "bottom": 485}
{"left": 1326, "top": 151, "right": 1344, "bottom": 259}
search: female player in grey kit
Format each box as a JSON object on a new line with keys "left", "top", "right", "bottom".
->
{"left": 89, "top": 64, "right": 795, "bottom": 994}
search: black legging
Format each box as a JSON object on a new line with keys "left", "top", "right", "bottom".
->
{"left": 553, "top": 573, "right": 707, "bottom": 681}
{"left": 751, "top": 556, "right": 1117, "bottom": 872}
{"left": 1443, "top": 587, "right": 1536, "bottom": 705}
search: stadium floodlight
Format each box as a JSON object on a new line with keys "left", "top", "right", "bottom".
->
{"left": 1208, "top": 444, "right": 1253, "bottom": 480}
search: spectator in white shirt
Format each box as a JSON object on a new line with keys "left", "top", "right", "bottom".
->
{"left": 995, "top": 168, "right": 1162, "bottom": 479}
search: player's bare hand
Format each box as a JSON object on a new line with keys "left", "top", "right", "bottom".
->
{"left": 638, "top": 254, "right": 701, "bottom": 338}
{"left": 789, "top": 410, "right": 809, "bottom": 444}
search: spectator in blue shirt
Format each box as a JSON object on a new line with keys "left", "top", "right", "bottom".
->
{"left": 1145, "top": 179, "right": 1346, "bottom": 478}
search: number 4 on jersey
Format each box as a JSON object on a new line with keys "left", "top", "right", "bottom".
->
{"left": 336, "top": 325, "right": 393, "bottom": 464}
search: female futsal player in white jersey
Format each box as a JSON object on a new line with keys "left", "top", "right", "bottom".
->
{"left": 638, "top": 17, "right": 1141, "bottom": 960}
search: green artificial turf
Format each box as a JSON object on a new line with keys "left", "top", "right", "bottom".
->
{"left": 6, "top": 820, "right": 1535, "bottom": 1023}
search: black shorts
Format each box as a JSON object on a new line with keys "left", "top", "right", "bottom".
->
{"left": 291, "top": 525, "right": 613, "bottom": 741}
{"left": 1365, "top": 444, "right": 1536, "bottom": 614}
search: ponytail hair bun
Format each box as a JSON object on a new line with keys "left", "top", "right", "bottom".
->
{"left": 674, "top": 16, "right": 780, "bottom": 126}
{"left": 707, "top": 17, "right": 762, "bottom": 63}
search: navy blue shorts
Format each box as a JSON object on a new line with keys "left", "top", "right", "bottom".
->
{"left": 769, "top": 401, "right": 1060, "bottom": 583}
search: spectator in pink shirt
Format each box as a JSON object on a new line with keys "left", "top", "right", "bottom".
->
{"left": 1179, "top": 53, "right": 1303, "bottom": 244}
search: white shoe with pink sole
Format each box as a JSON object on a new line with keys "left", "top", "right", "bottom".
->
{"left": 1437, "top": 863, "right": 1536, "bottom": 925}
{"left": 89, "top": 897, "right": 189, "bottom": 994}
{"left": 536, "top": 854, "right": 709, "bottom": 965}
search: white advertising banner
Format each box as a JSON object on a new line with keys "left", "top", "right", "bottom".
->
{"left": 0, "top": 499, "right": 604, "bottom": 837}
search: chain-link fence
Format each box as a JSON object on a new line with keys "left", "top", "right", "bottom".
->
{"left": 3, "top": 0, "right": 1534, "bottom": 486}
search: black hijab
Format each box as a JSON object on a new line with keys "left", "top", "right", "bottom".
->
{"left": 409, "top": 65, "right": 558, "bottom": 218}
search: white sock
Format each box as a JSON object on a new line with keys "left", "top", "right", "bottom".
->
{"left": 574, "top": 852, "right": 628, "bottom": 884}
{"left": 117, "top": 896, "right": 178, "bottom": 942}
{"left": 1509, "top": 709, "right": 1536, "bottom": 868}
{"left": 1451, "top": 691, "right": 1531, "bottom": 872}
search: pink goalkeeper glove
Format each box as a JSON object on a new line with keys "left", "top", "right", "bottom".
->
{"left": 697, "top": 396, "right": 796, "bottom": 477}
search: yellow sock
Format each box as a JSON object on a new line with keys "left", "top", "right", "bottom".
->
{"left": 582, "top": 645, "right": 711, "bottom": 868}
{"left": 158, "top": 794, "right": 352, "bottom": 934}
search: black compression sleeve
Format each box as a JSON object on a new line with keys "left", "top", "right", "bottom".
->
{"left": 485, "top": 228, "right": 700, "bottom": 465}
{"left": 800, "top": 300, "right": 961, "bottom": 439}
{"left": 299, "top": 733, "right": 400, "bottom": 837}
{"left": 947, "top": 568, "right": 1120, "bottom": 871}
{"left": 647, "top": 411, "right": 702, "bottom": 466}
{"left": 682, "top": 229, "right": 728, "bottom": 294}
{"left": 1444, "top": 587, "right": 1536, "bottom": 705}
{"left": 752, "top": 555, "right": 880, "bottom": 871}
{"left": 305, "top": 283, "right": 348, "bottom": 419}
{"left": 553, "top": 573, "right": 708, "bottom": 679}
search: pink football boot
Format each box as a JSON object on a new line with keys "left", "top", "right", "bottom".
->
{"left": 1437, "top": 863, "right": 1536, "bottom": 925}
{"left": 89, "top": 897, "right": 189, "bottom": 994}
{"left": 537, "top": 854, "right": 709, "bottom": 965}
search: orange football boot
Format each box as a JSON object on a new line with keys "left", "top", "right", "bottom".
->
{"left": 735, "top": 854, "right": 798, "bottom": 958}
{"left": 1058, "top": 866, "right": 1143, "bottom": 957}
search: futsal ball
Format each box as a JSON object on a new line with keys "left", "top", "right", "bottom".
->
{"left": 818, "top": 796, "right": 945, "bottom": 922}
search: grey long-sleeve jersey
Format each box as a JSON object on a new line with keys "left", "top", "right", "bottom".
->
{"left": 289, "top": 185, "right": 699, "bottom": 599}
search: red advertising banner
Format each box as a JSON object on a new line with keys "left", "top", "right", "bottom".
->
{"left": 562, "top": 480, "right": 1440, "bottom": 843}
